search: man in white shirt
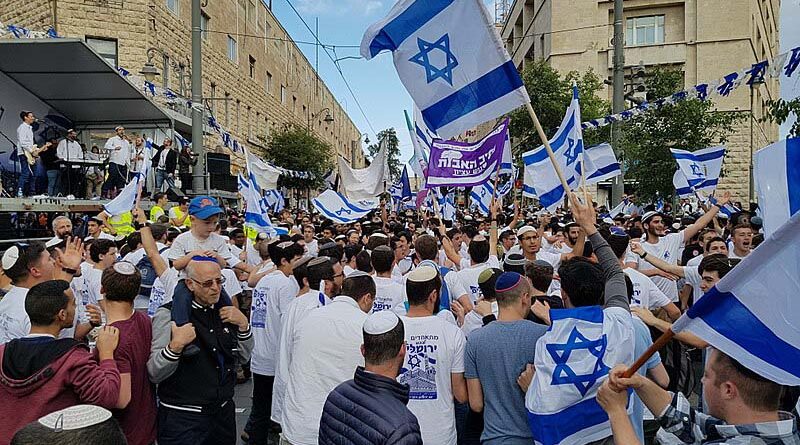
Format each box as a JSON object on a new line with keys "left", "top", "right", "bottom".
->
{"left": 281, "top": 272, "right": 374, "bottom": 445}
{"left": 728, "top": 223, "right": 752, "bottom": 259}
{"left": 56, "top": 129, "right": 84, "bottom": 197}
{"left": 247, "top": 241, "right": 303, "bottom": 445}
{"left": 49, "top": 216, "right": 73, "bottom": 246}
{"left": 632, "top": 193, "right": 730, "bottom": 302}
{"left": 303, "top": 225, "right": 318, "bottom": 257}
{"left": 370, "top": 245, "right": 404, "bottom": 313}
{"left": 16, "top": 111, "right": 40, "bottom": 197}
{"left": 516, "top": 224, "right": 579, "bottom": 296}
{"left": 272, "top": 257, "right": 343, "bottom": 428}
{"left": 102, "top": 126, "right": 132, "bottom": 198}
{"left": 84, "top": 217, "right": 115, "bottom": 241}
{"left": 398, "top": 266, "right": 468, "bottom": 445}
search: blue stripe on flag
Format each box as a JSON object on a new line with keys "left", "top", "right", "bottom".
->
{"left": 523, "top": 184, "right": 537, "bottom": 196}
{"left": 687, "top": 286, "right": 800, "bottom": 377}
{"left": 672, "top": 150, "right": 725, "bottom": 162}
{"left": 367, "top": 0, "right": 455, "bottom": 57}
{"left": 549, "top": 306, "right": 604, "bottom": 324}
{"left": 527, "top": 392, "right": 610, "bottom": 445}
{"left": 335, "top": 192, "right": 371, "bottom": 213}
{"left": 586, "top": 163, "right": 621, "bottom": 181}
{"left": 421, "top": 60, "right": 524, "bottom": 132}
{"left": 786, "top": 138, "right": 800, "bottom": 216}
{"left": 538, "top": 186, "right": 566, "bottom": 209}
{"left": 313, "top": 199, "right": 348, "bottom": 223}
{"left": 676, "top": 185, "right": 694, "bottom": 196}
{"left": 523, "top": 147, "right": 548, "bottom": 165}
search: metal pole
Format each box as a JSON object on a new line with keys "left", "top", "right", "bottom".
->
{"left": 611, "top": 0, "right": 626, "bottom": 203}
{"left": 749, "top": 86, "right": 755, "bottom": 202}
{"left": 191, "top": 0, "right": 206, "bottom": 195}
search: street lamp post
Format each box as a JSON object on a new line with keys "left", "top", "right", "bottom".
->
{"left": 308, "top": 107, "right": 334, "bottom": 131}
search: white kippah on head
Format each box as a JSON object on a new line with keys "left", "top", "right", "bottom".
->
{"left": 38, "top": 405, "right": 112, "bottom": 431}
{"left": 45, "top": 238, "right": 64, "bottom": 249}
{"left": 2, "top": 246, "right": 20, "bottom": 271}
{"left": 347, "top": 270, "right": 371, "bottom": 278}
{"left": 363, "top": 311, "right": 400, "bottom": 335}
{"left": 113, "top": 261, "right": 137, "bottom": 275}
{"left": 407, "top": 265, "right": 438, "bottom": 283}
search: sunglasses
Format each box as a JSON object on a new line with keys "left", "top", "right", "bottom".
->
{"left": 189, "top": 276, "right": 226, "bottom": 288}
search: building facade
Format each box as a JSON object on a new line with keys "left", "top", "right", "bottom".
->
{"left": 0, "top": 0, "right": 367, "bottom": 173}
{"left": 500, "top": 0, "right": 780, "bottom": 203}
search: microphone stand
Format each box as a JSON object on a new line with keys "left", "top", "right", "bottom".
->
{"left": 0, "top": 107, "right": 20, "bottom": 197}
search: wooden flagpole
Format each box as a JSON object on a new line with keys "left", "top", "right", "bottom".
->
{"left": 623, "top": 330, "right": 675, "bottom": 378}
{"left": 524, "top": 102, "right": 572, "bottom": 195}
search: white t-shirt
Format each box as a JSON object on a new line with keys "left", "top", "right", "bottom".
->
{"left": 635, "top": 232, "right": 685, "bottom": 302}
{"left": 372, "top": 276, "right": 405, "bottom": 313}
{"left": 682, "top": 264, "right": 704, "bottom": 304}
{"left": 461, "top": 301, "right": 499, "bottom": 337}
{"left": 398, "top": 315, "right": 466, "bottom": 445}
{"left": 84, "top": 232, "right": 115, "bottom": 242}
{"left": 456, "top": 255, "right": 501, "bottom": 303}
{"left": 0, "top": 286, "right": 31, "bottom": 343}
{"left": 251, "top": 271, "right": 299, "bottom": 376}
{"left": 221, "top": 268, "right": 244, "bottom": 298}
{"left": 81, "top": 266, "right": 105, "bottom": 306}
{"left": 305, "top": 239, "right": 318, "bottom": 257}
{"left": 148, "top": 268, "right": 180, "bottom": 317}
{"left": 343, "top": 265, "right": 355, "bottom": 277}
{"left": 168, "top": 231, "right": 239, "bottom": 271}
{"left": 728, "top": 249, "right": 748, "bottom": 259}
{"left": 624, "top": 268, "right": 672, "bottom": 310}
{"left": 535, "top": 250, "right": 563, "bottom": 295}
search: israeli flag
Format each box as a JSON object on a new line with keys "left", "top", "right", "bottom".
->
{"left": 527, "top": 306, "right": 634, "bottom": 445}
{"left": 470, "top": 182, "right": 494, "bottom": 216}
{"left": 390, "top": 165, "right": 413, "bottom": 204}
{"left": 754, "top": 138, "right": 800, "bottom": 236}
{"left": 673, "top": 169, "right": 694, "bottom": 198}
{"left": 313, "top": 189, "right": 378, "bottom": 224}
{"left": 361, "top": 0, "right": 529, "bottom": 139}
{"left": 103, "top": 173, "right": 143, "bottom": 216}
{"left": 522, "top": 86, "right": 584, "bottom": 211}
{"left": 670, "top": 145, "right": 726, "bottom": 194}
{"left": 431, "top": 188, "right": 457, "bottom": 221}
{"left": 264, "top": 189, "right": 285, "bottom": 213}
{"left": 239, "top": 173, "right": 282, "bottom": 238}
{"left": 582, "top": 143, "right": 621, "bottom": 185}
{"left": 672, "top": 211, "right": 800, "bottom": 385}
{"left": 405, "top": 108, "right": 433, "bottom": 178}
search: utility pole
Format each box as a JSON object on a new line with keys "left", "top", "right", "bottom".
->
{"left": 191, "top": 0, "right": 207, "bottom": 194}
{"left": 611, "top": 0, "right": 625, "bottom": 204}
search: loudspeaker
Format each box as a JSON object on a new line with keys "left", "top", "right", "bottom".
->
{"left": 166, "top": 186, "right": 186, "bottom": 202}
{"left": 210, "top": 173, "right": 237, "bottom": 192}
{"left": 207, "top": 153, "right": 231, "bottom": 174}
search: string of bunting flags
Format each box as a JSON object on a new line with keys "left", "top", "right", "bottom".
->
{"left": 1, "top": 22, "right": 313, "bottom": 181}
{"left": 581, "top": 44, "right": 800, "bottom": 130}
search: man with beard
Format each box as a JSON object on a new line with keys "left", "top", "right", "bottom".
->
{"left": 632, "top": 191, "right": 731, "bottom": 303}
{"left": 318, "top": 311, "right": 423, "bottom": 445}
{"left": 49, "top": 215, "right": 73, "bottom": 245}
{"left": 271, "top": 257, "right": 343, "bottom": 431}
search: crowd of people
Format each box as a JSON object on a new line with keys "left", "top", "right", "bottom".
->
{"left": 0, "top": 186, "right": 796, "bottom": 445}
{"left": 15, "top": 111, "right": 198, "bottom": 199}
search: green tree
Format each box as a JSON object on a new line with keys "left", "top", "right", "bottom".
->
{"left": 507, "top": 59, "right": 610, "bottom": 151}
{"left": 366, "top": 128, "right": 401, "bottom": 181}
{"left": 763, "top": 97, "right": 800, "bottom": 138}
{"left": 619, "top": 67, "right": 743, "bottom": 200}
{"left": 263, "top": 124, "right": 334, "bottom": 188}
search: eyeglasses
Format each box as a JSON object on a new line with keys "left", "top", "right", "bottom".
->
{"left": 332, "top": 273, "right": 344, "bottom": 278}
{"left": 189, "top": 276, "right": 226, "bottom": 288}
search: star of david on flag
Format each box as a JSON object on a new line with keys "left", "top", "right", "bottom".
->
{"left": 527, "top": 306, "right": 634, "bottom": 445}
{"left": 670, "top": 146, "right": 726, "bottom": 196}
{"left": 312, "top": 189, "right": 378, "bottom": 224}
{"left": 361, "top": 0, "right": 529, "bottom": 138}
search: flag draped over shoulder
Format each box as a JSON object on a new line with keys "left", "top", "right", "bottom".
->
{"left": 338, "top": 140, "right": 388, "bottom": 201}
{"left": 754, "top": 138, "right": 800, "bottom": 236}
{"left": 671, "top": 211, "right": 800, "bottom": 385}
{"left": 361, "top": 0, "right": 529, "bottom": 139}
{"left": 522, "top": 86, "right": 584, "bottom": 211}
{"left": 527, "top": 306, "right": 633, "bottom": 445}
{"left": 426, "top": 118, "right": 510, "bottom": 187}
{"left": 312, "top": 190, "right": 378, "bottom": 224}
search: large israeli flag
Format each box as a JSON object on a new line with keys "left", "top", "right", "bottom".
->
{"left": 522, "top": 86, "right": 584, "bottom": 211}
{"left": 239, "top": 173, "right": 282, "bottom": 238}
{"left": 582, "top": 143, "right": 620, "bottom": 185}
{"left": 405, "top": 108, "right": 433, "bottom": 178}
{"left": 754, "top": 138, "right": 800, "bottom": 236}
{"left": 670, "top": 146, "right": 726, "bottom": 195}
{"left": 672, "top": 211, "right": 800, "bottom": 385}
{"left": 527, "top": 306, "right": 634, "bottom": 445}
{"left": 103, "top": 173, "right": 142, "bottom": 216}
{"left": 361, "top": 0, "right": 529, "bottom": 139}
{"left": 312, "top": 190, "right": 378, "bottom": 224}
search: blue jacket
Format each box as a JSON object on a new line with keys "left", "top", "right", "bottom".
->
{"left": 319, "top": 366, "right": 422, "bottom": 445}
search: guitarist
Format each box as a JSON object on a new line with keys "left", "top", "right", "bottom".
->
{"left": 16, "top": 111, "right": 51, "bottom": 198}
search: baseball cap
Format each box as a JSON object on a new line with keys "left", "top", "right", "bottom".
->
{"left": 189, "top": 196, "right": 223, "bottom": 220}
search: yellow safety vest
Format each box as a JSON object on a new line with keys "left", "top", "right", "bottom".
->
{"left": 109, "top": 212, "right": 135, "bottom": 237}
{"left": 150, "top": 205, "right": 165, "bottom": 222}
{"left": 172, "top": 207, "right": 191, "bottom": 228}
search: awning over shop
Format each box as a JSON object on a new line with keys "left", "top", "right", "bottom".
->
{"left": 0, "top": 39, "right": 172, "bottom": 128}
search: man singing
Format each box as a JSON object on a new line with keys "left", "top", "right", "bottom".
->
{"left": 56, "top": 129, "right": 84, "bottom": 197}
{"left": 102, "top": 126, "right": 132, "bottom": 199}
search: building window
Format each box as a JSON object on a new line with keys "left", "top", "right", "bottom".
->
{"left": 227, "top": 36, "right": 238, "bottom": 62}
{"left": 249, "top": 56, "right": 256, "bottom": 78}
{"left": 266, "top": 72, "right": 273, "bottom": 94}
{"left": 236, "top": 100, "right": 241, "bottom": 134}
{"left": 85, "top": 37, "right": 118, "bottom": 67}
{"left": 201, "top": 13, "right": 210, "bottom": 40}
{"left": 280, "top": 85, "right": 286, "bottom": 104}
{"left": 166, "top": 0, "right": 179, "bottom": 15}
{"left": 625, "top": 15, "right": 665, "bottom": 46}
{"left": 292, "top": 96, "right": 297, "bottom": 113}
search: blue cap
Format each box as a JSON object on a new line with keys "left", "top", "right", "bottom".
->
{"left": 495, "top": 272, "right": 524, "bottom": 293}
{"left": 189, "top": 196, "right": 223, "bottom": 220}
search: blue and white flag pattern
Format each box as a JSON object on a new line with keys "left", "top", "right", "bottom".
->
{"left": 581, "top": 143, "right": 621, "bottom": 185}
{"left": 470, "top": 182, "right": 495, "bottom": 216}
{"left": 390, "top": 165, "right": 414, "bottom": 205}
{"left": 103, "top": 174, "right": 142, "bottom": 216}
{"left": 754, "top": 138, "right": 800, "bottom": 236}
{"left": 522, "top": 86, "right": 584, "bottom": 211}
{"left": 672, "top": 211, "right": 800, "bottom": 385}
{"left": 526, "top": 306, "right": 634, "bottom": 445}
{"left": 313, "top": 190, "right": 378, "bottom": 224}
{"left": 264, "top": 189, "right": 285, "bottom": 213}
{"left": 670, "top": 145, "right": 726, "bottom": 195}
{"left": 239, "top": 173, "right": 284, "bottom": 238}
{"left": 432, "top": 189, "right": 457, "bottom": 221}
{"left": 361, "top": 0, "right": 529, "bottom": 139}
{"left": 406, "top": 108, "right": 434, "bottom": 178}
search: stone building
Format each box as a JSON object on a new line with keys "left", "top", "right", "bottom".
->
{"left": 499, "top": 0, "right": 780, "bottom": 204}
{"left": 0, "top": 0, "right": 367, "bottom": 176}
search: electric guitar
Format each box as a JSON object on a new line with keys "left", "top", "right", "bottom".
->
{"left": 23, "top": 141, "right": 52, "bottom": 166}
